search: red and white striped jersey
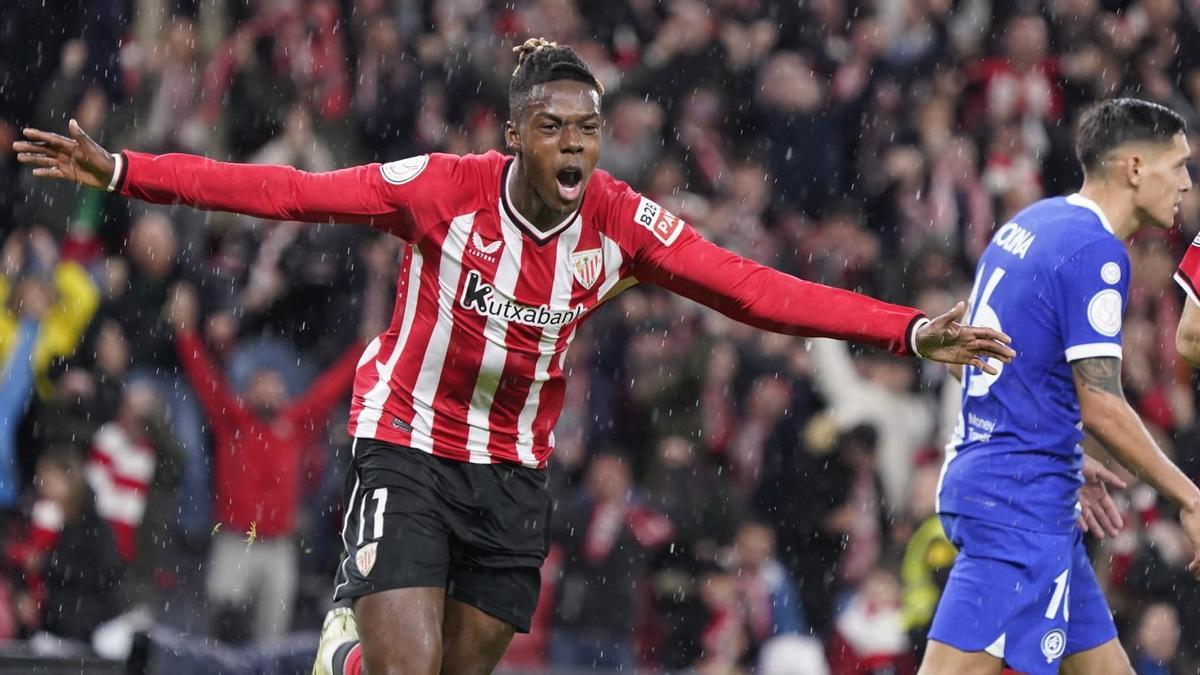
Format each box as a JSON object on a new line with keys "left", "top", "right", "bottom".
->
{"left": 117, "top": 150, "right": 925, "bottom": 468}
{"left": 1176, "top": 234, "right": 1200, "bottom": 306}
{"left": 87, "top": 423, "right": 156, "bottom": 561}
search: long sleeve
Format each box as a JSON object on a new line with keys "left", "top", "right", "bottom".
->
{"left": 173, "top": 329, "right": 242, "bottom": 439}
{"left": 284, "top": 342, "right": 362, "bottom": 442}
{"left": 0, "top": 319, "right": 39, "bottom": 508}
{"left": 116, "top": 151, "right": 475, "bottom": 242}
{"left": 629, "top": 221, "right": 924, "bottom": 356}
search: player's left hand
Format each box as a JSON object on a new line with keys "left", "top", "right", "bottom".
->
{"left": 915, "top": 301, "right": 1015, "bottom": 374}
{"left": 1077, "top": 455, "right": 1126, "bottom": 538}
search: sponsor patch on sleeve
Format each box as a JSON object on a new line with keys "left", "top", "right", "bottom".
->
{"left": 634, "top": 196, "right": 685, "bottom": 246}
{"left": 379, "top": 155, "right": 430, "bottom": 185}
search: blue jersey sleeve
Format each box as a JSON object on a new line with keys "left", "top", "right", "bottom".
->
{"left": 1056, "top": 237, "right": 1129, "bottom": 362}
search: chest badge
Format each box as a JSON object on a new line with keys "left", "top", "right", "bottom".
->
{"left": 570, "top": 248, "right": 603, "bottom": 289}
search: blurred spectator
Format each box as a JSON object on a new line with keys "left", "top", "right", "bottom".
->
{"left": 0, "top": 278, "right": 46, "bottom": 515}
{"left": 86, "top": 381, "right": 183, "bottom": 609}
{"left": 598, "top": 96, "right": 664, "bottom": 186}
{"left": 166, "top": 284, "right": 358, "bottom": 643}
{"left": 692, "top": 561, "right": 751, "bottom": 673}
{"left": 827, "top": 568, "right": 914, "bottom": 675}
{"left": 623, "top": 0, "right": 729, "bottom": 120}
{"left": 757, "top": 634, "right": 831, "bottom": 675}
{"left": 353, "top": 15, "right": 423, "bottom": 162}
{"left": 107, "top": 211, "right": 230, "bottom": 537}
{"left": 549, "top": 454, "right": 673, "bottom": 670}
{"left": 809, "top": 338, "right": 932, "bottom": 516}
{"left": 965, "top": 13, "right": 1061, "bottom": 148}
{"left": 729, "top": 521, "right": 808, "bottom": 657}
{"left": 822, "top": 426, "right": 888, "bottom": 590}
{"left": 1133, "top": 602, "right": 1183, "bottom": 675}
{"left": 899, "top": 463, "right": 956, "bottom": 652}
{"left": 753, "top": 51, "right": 843, "bottom": 215}
{"left": 0, "top": 227, "right": 100, "bottom": 398}
{"left": 24, "top": 446, "right": 122, "bottom": 646}
{"left": 250, "top": 102, "right": 335, "bottom": 172}
{"left": 124, "top": 17, "right": 207, "bottom": 155}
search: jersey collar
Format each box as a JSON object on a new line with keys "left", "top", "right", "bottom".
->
{"left": 1065, "top": 193, "right": 1116, "bottom": 235}
{"left": 500, "top": 158, "right": 582, "bottom": 246}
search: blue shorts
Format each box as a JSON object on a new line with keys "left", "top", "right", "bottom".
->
{"left": 928, "top": 514, "right": 1117, "bottom": 674}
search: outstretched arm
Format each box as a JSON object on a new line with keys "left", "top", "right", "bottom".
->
{"left": 1073, "top": 356, "right": 1200, "bottom": 576}
{"left": 166, "top": 285, "right": 242, "bottom": 437}
{"left": 284, "top": 342, "right": 362, "bottom": 435}
{"left": 638, "top": 232, "right": 1013, "bottom": 368}
{"left": 14, "top": 120, "right": 416, "bottom": 235}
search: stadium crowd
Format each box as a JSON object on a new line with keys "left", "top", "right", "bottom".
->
{"left": 2, "top": 0, "right": 1200, "bottom": 672}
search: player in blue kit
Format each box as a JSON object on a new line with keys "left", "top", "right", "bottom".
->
{"left": 921, "top": 98, "right": 1200, "bottom": 675}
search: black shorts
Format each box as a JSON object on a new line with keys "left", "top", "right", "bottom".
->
{"left": 332, "top": 438, "right": 551, "bottom": 633}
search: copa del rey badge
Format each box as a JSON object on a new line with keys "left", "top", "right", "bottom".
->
{"left": 356, "top": 542, "right": 379, "bottom": 577}
{"left": 379, "top": 155, "right": 429, "bottom": 185}
{"left": 571, "top": 249, "right": 603, "bottom": 289}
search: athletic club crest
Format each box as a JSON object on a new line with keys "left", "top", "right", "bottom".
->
{"left": 356, "top": 542, "right": 379, "bottom": 577}
{"left": 570, "top": 249, "right": 603, "bottom": 289}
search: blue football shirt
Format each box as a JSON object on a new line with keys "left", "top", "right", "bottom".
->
{"left": 938, "top": 194, "right": 1129, "bottom": 533}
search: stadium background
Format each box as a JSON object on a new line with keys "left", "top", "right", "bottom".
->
{"left": 2, "top": 0, "right": 1200, "bottom": 673}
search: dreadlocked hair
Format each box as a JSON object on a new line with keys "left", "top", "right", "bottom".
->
{"left": 509, "top": 38, "right": 603, "bottom": 119}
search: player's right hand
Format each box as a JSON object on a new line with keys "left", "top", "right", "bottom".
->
{"left": 1179, "top": 504, "right": 1200, "bottom": 580}
{"left": 12, "top": 119, "right": 116, "bottom": 190}
{"left": 915, "top": 300, "right": 1016, "bottom": 374}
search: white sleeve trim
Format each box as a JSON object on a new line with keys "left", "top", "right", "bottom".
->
{"left": 106, "top": 153, "right": 123, "bottom": 192}
{"left": 1175, "top": 271, "right": 1200, "bottom": 308}
{"left": 910, "top": 317, "right": 932, "bottom": 358}
{"left": 1064, "top": 342, "right": 1123, "bottom": 362}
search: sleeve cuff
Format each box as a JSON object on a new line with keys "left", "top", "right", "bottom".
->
{"left": 105, "top": 152, "right": 124, "bottom": 192}
{"left": 909, "top": 316, "right": 932, "bottom": 358}
{"left": 1175, "top": 270, "right": 1200, "bottom": 308}
{"left": 1065, "top": 342, "right": 1123, "bottom": 362}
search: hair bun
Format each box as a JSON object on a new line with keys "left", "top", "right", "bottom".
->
{"left": 512, "top": 37, "right": 559, "bottom": 75}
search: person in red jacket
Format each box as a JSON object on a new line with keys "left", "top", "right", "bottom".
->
{"left": 165, "top": 284, "right": 360, "bottom": 643}
{"left": 15, "top": 38, "right": 1014, "bottom": 675}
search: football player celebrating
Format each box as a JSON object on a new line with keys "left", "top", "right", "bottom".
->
{"left": 15, "top": 39, "right": 1013, "bottom": 675}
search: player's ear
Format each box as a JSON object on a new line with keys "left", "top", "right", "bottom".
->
{"left": 1127, "top": 154, "right": 1143, "bottom": 187}
{"left": 504, "top": 120, "right": 521, "bottom": 153}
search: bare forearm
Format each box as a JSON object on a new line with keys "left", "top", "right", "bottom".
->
{"left": 1086, "top": 396, "right": 1200, "bottom": 509}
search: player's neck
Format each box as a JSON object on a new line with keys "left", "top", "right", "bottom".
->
{"left": 507, "top": 157, "right": 572, "bottom": 234}
{"left": 1076, "top": 182, "right": 1140, "bottom": 240}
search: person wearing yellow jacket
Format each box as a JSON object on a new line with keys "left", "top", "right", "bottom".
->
{"left": 0, "top": 227, "right": 100, "bottom": 398}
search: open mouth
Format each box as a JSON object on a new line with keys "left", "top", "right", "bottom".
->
{"left": 556, "top": 167, "right": 583, "bottom": 202}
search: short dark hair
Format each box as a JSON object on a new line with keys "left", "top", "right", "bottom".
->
{"left": 509, "top": 38, "right": 603, "bottom": 120}
{"left": 1076, "top": 98, "right": 1186, "bottom": 173}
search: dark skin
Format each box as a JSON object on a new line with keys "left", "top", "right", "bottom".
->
{"left": 15, "top": 80, "right": 1017, "bottom": 675}
{"left": 504, "top": 79, "right": 602, "bottom": 233}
